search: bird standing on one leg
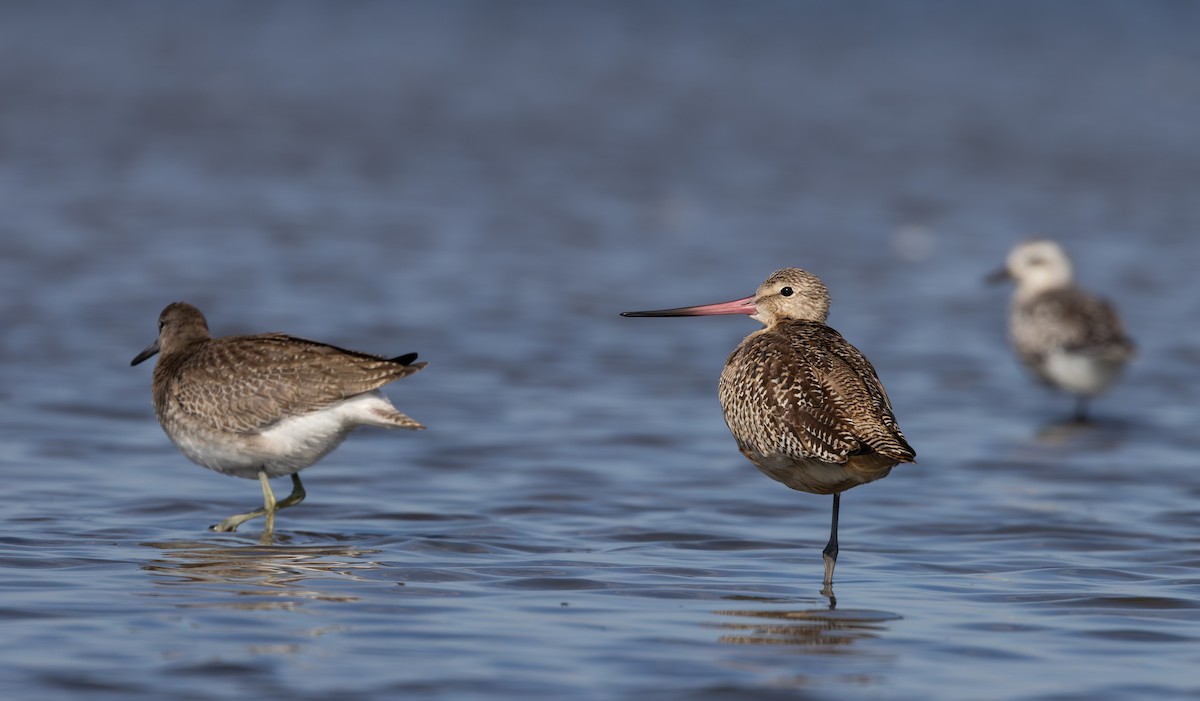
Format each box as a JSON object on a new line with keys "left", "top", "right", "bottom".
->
{"left": 989, "top": 241, "right": 1134, "bottom": 422}
{"left": 623, "top": 268, "right": 915, "bottom": 591}
{"left": 131, "top": 302, "right": 427, "bottom": 534}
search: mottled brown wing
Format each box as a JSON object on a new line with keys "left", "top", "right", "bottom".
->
{"left": 169, "top": 333, "right": 425, "bottom": 434}
{"left": 719, "top": 322, "right": 914, "bottom": 465}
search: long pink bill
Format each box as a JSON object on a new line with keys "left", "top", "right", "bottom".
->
{"left": 621, "top": 294, "right": 757, "bottom": 317}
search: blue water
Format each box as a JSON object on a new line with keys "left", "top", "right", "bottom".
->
{"left": 3, "top": 2, "right": 1200, "bottom": 699}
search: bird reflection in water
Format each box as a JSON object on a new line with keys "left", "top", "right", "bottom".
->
{"left": 140, "top": 538, "right": 384, "bottom": 606}
{"left": 1034, "top": 415, "right": 1133, "bottom": 449}
{"left": 713, "top": 598, "right": 900, "bottom": 649}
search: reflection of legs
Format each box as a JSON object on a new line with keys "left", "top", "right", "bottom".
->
{"left": 821, "top": 493, "right": 840, "bottom": 589}
{"left": 211, "top": 473, "right": 306, "bottom": 533}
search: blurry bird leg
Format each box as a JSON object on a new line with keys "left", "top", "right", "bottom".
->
{"left": 1073, "top": 396, "right": 1090, "bottom": 424}
{"left": 822, "top": 493, "right": 840, "bottom": 590}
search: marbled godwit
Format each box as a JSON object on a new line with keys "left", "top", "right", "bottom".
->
{"left": 623, "top": 268, "right": 915, "bottom": 588}
{"left": 131, "top": 302, "right": 427, "bottom": 534}
{"left": 989, "top": 240, "right": 1134, "bottom": 422}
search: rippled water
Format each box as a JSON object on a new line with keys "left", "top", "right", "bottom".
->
{"left": 3, "top": 2, "right": 1200, "bottom": 699}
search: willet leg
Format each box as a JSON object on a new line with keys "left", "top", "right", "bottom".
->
{"left": 259, "top": 470, "right": 278, "bottom": 533}
{"left": 276, "top": 474, "right": 306, "bottom": 511}
{"left": 258, "top": 476, "right": 306, "bottom": 544}
{"left": 821, "top": 493, "right": 840, "bottom": 590}
{"left": 210, "top": 473, "right": 306, "bottom": 533}
{"left": 211, "top": 469, "right": 275, "bottom": 533}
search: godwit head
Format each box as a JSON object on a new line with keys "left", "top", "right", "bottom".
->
{"left": 621, "top": 267, "right": 830, "bottom": 327}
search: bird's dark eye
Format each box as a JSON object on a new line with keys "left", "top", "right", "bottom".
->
{"left": 158, "top": 320, "right": 166, "bottom": 331}
{"left": 780, "top": 286, "right": 794, "bottom": 297}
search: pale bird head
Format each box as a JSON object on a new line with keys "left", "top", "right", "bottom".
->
{"left": 749, "top": 268, "right": 831, "bottom": 326}
{"left": 1003, "top": 240, "right": 1073, "bottom": 298}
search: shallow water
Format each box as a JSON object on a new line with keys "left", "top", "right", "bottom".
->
{"left": 3, "top": 2, "right": 1200, "bottom": 699}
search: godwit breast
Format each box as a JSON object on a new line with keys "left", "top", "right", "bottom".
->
{"left": 131, "top": 302, "right": 427, "bottom": 534}
{"left": 623, "top": 268, "right": 915, "bottom": 588}
{"left": 989, "top": 240, "right": 1134, "bottom": 422}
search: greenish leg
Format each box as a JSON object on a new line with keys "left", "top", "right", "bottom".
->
{"left": 260, "top": 470, "right": 278, "bottom": 533}
{"left": 276, "top": 474, "right": 306, "bottom": 510}
{"left": 210, "top": 473, "right": 305, "bottom": 533}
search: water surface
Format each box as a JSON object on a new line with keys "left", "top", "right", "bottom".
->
{"left": 2, "top": 2, "right": 1200, "bottom": 699}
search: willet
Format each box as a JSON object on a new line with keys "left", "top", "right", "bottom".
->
{"left": 623, "top": 268, "right": 915, "bottom": 590}
{"left": 131, "top": 302, "right": 427, "bottom": 534}
{"left": 989, "top": 240, "right": 1134, "bottom": 422}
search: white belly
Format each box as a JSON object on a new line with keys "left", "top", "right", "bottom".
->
{"left": 1043, "top": 351, "right": 1124, "bottom": 396}
{"left": 168, "top": 391, "right": 400, "bottom": 479}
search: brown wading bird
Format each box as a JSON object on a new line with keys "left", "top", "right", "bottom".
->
{"left": 622, "top": 268, "right": 915, "bottom": 590}
{"left": 131, "top": 302, "right": 426, "bottom": 534}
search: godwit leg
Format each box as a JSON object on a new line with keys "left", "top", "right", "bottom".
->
{"left": 822, "top": 493, "right": 840, "bottom": 588}
{"left": 211, "top": 472, "right": 305, "bottom": 533}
